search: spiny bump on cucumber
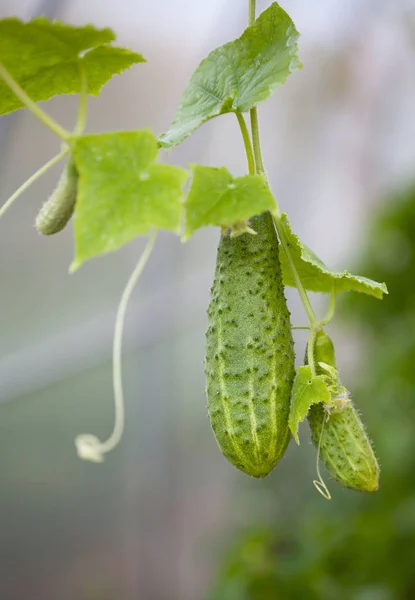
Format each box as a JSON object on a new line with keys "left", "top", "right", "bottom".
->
{"left": 35, "top": 158, "right": 78, "bottom": 235}
{"left": 205, "top": 212, "right": 295, "bottom": 478}
{"left": 307, "top": 330, "right": 379, "bottom": 493}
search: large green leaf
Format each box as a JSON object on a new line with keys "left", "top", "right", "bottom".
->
{"left": 183, "top": 166, "right": 276, "bottom": 240}
{"left": 279, "top": 213, "right": 388, "bottom": 298}
{"left": 159, "top": 2, "right": 301, "bottom": 149}
{"left": 0, "top": 17, "right": 144, "bottom": 115}
{"left": 70, "top": 130, "right": 188, "bottom": 270}
{"left": 289, "top": 366, "right": 332, "bottom": 445}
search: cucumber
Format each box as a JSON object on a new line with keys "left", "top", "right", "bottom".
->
{"left": 205, "top": 212, "right": 295, "bottom": 477}
{"left": 313, "top": 327, "right": 336, "bottom": 368}
{"left": 35, "top": 158, "right": 78, "bottom": 235}
{"left": 307, "top": 330, "right": 379, "bottom": 492}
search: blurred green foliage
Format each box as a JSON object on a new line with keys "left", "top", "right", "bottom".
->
{"left": 208, "top": 183, "right": 415, "bottom": 600}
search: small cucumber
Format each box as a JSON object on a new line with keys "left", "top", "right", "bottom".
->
{"left": 314, "top": 328, "right": 336, "bottom": 368}
{"left": 206, "top": 212, "right": 295, "bottom": 477}
{"left": 35, "top": 158, "right": 78, "bottom": 235}
{"left": 308, "top": 330, "right": 379, "bottom": 492}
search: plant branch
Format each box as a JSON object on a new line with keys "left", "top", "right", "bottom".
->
{"left": 247, "top": 1, "right": 265, "bottom": 179}
{"left": 250, "top": 108, "right": 266, "bottom": 176}
{"left": 0, "top": 60, "right": 70, "bottom": 141}
{"left": 235, "top": 112, "right": 255, "bottom": 175}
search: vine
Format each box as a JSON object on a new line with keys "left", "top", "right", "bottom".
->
{"left": 0, "top": 4, "right": 387, "bottom": 496}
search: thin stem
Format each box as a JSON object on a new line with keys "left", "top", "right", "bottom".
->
{"left": 245, "top": 0, "right": 319, "bottom": 374}
{"left": 249, "top": 0, "right": 256, "bottom": 26}
{"left": 0, "top": 148, "right": 69, "bottom": 221}
{"left": 307, "top": 325, "right": 318, "bottom": 377}
{"left": 319, "top": 286, "right": 337, "bottom": 327}
{"left": 245, "top": 65, "right": 316, "bottom": 325}
{"left": 250, "top": 108, "right": 266, "bottom": 176}
{"left": 243, "top": 7, "right": 318, "bottom": 330}
{"left": 248, "top": 1, "right": 265, "bottom": 179}
{"left": 313, "top": 415, "right": 331, "bottom": 500}
{"left": 292, "top": 326, "right": 311, "bottom": 331}
{"left": 74, "top": 60, "right": 88, "bottom": 136}
{"left": 271, "top": 213, "right": 317, "bottom": 327}
{"left": 106, "top": 230, "right": 157, "bottom": 453}
{"left": 0, "top": 60, "right": 70, "bottom": 141}
{"left": 235, "top": 112, "right": 255, "bottom": 175}
{"left": 75, "top": 230, "right": 158, "bottom": 463}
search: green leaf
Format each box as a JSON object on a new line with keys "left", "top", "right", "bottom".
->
{"left": 289, "top": 366, "right": 332, "bottom": 445}
{"left": 183, "top": 166, "right": 276, "bottom": 240}
{"left": 70, "top": 129, "right": 188, "bottom": 270}
{"left": 279, "top": 213, "right": 388, "bottom": 298}
{"left": 0, "top": 17, "right": 144, "bottom": 115}
{"left": 159, "top": 2, "right": 301, "bottom": 149}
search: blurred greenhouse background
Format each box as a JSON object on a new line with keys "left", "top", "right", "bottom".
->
{"left": 0, "top": 0, "right": 415, "bottom": 599}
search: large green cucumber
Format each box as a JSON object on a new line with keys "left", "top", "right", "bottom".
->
{"left": 308, "top": 330, "right": 379, "bottom": 492}
{"left": 205, "top": 212, "right": 295, "bottom": 477}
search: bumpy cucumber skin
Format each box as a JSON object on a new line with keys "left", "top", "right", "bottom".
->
{"left": 308, "top": 402, "right": 379, "bottom": 492}
{"left": 206, "top": 212, "right": 295, "bottom": 477}
{"left": 36, "top": 159, "right": 78, "bottom": 235}
{"left": 308, "top": 331, "right": 379, "bottom": 492}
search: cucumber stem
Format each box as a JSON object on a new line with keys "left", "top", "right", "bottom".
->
{"left": 306, "top": 324, "right": 318, "bottom": 378}
{"left": 250, "top": 108, "right": 266, "bottom": 177}
{"left": 247, "top": 0, "right": 319, "bottom": 373}
{"left": 235, "top": 112, "right": 255, "bottom": 176}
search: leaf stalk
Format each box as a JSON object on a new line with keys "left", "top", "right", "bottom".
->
{"left": 0, "top": 60, "right": 70, "bottom": 140}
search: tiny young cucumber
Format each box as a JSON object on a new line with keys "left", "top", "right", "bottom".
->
{"left": 307, "top": 330, "right": 379, "bottom": 493}
{"left": 205, "top": 212, "right": 295, "bottom": 477}
{"left": 35, "top": 158, "right": 78, "bottom": 235}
